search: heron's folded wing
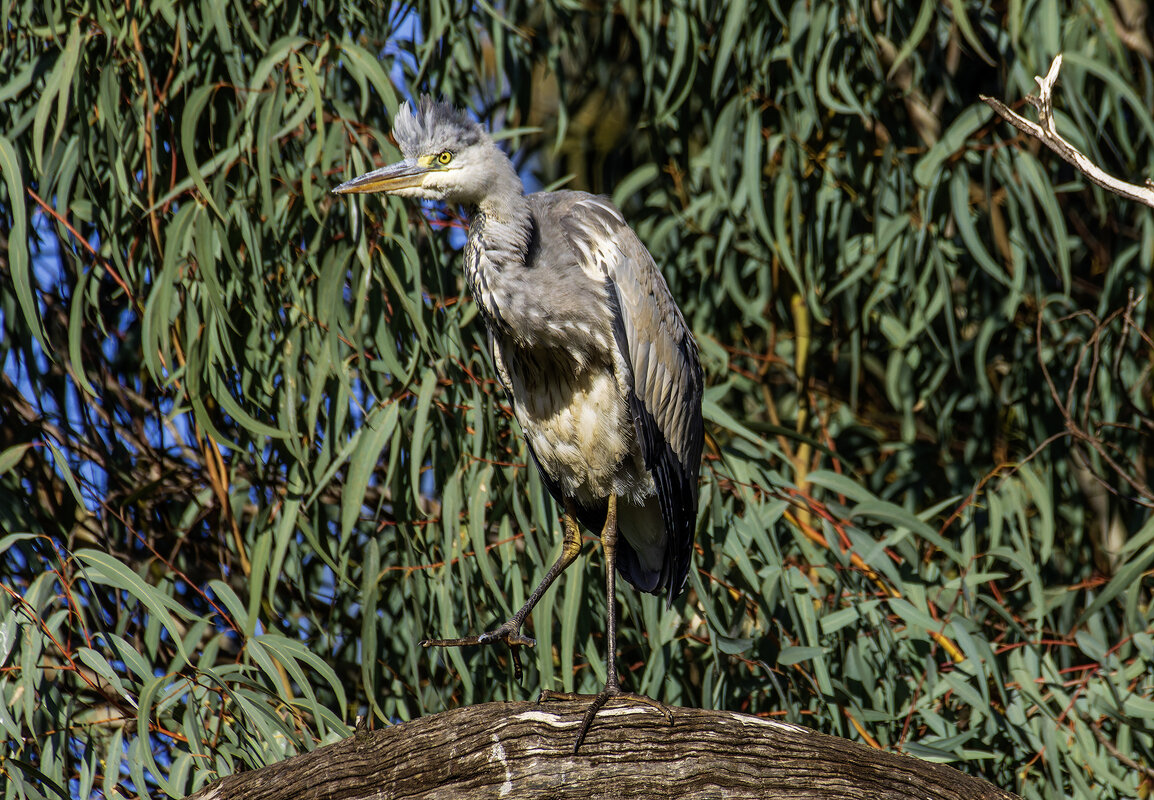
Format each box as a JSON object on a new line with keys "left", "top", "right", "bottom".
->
{"left": 558, "top": 194, "right": 704, "bottom": 599}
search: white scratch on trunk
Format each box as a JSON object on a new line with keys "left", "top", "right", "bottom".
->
{"left": 732, "top": 712, "right": 810, "bottom": 734}
{"left": 490, "top": 737, "right": 513, "bottom": 796}
{"left": 515, "top": 705, "right": 663, "bottom": 728}
{"left": 513, "top": 710, "right": 580, "bottom": 727}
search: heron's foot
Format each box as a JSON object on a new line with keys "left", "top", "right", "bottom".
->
{"left": 539, "top": 685, "right": 674, "bottom": 752}
{"left": 419, "top": 619, "right": 536, "bottom": 682}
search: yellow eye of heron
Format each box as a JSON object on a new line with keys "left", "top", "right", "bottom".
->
{"left": 437, "top": 151, "right": 453, "bottom": 165}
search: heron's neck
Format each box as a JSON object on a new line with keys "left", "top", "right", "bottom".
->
{"left": 470, "top": 166, "right": 533, "bottom": 271}
{"left": 465, "top": 170, "right": 535, "bottom": 330}
{"left": 475, "top": 166, "right": 530, "bottom": 234}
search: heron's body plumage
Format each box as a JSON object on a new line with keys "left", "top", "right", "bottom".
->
{"left": 466, "top": 189, "right": 702, "bottom": 599}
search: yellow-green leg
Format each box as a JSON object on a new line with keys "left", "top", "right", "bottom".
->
{"left": 420, "top": 504, "right": 585, "bottom": 682}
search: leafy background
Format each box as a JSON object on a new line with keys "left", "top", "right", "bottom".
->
{"left": 2, "top": 0, "right": 1153, "bottom": 798}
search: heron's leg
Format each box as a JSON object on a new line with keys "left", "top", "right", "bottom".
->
{"left": 420, "top": 504, "right": 584, "bottom": 682}
{"left": 599, "top": 492, "right": 623, "bottom": 693}
{"left": 540, "top": 494, "right": 673, "bottom": 752}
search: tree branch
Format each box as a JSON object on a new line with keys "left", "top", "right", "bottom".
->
{"left": 980, "top": 54, "right": 1154, "bottom": 209}
{"left": 185, "top": 702, "right": 1019, "bottom": 800}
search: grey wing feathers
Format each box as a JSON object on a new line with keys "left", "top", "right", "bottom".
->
{"left": 555, "top": 192, "right": 704, "bottom": 601}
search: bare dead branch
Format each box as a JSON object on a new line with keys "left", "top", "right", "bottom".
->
{"left": 980, "top": 54, "right": 1154, "bottom": 209}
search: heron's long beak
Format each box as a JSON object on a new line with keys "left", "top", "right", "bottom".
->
{"left": 332, "top": 159, "right": 431, "bottom": 195}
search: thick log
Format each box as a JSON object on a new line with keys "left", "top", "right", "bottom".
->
{"left": 186, "top": 700, "right": 1020, "bottom": 799}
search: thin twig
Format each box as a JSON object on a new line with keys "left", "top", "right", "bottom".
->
{"left": 1080, "top": 712, "right": 1154, "bottom": 780}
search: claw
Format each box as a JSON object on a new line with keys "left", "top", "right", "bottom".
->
{"left": 539, "top": 688, "right": 674, "bottom": 752}
{"left": 418, "top": 510, "right": 585, "bottom": 685}
{"left": 420, "top": 619, "right": 536, "bottom": 682}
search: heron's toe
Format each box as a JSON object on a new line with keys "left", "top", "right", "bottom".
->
{"left": 539, "top": 687, "right": 673, "bottom": 752}
{"left": 478, "top": 627, "right": 535, "bottom": 648}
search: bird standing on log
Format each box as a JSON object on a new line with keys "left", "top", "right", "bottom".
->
{"left": 333, "top": 98, "right": 704, "bottom": 751}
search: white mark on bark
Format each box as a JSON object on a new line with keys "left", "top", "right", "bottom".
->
{"left": 731, "top": 712, "right": 810, "bottom": 734}
{"left": 515, "top": 705, "right": 659, "bottom": 728}
{"left": 513, "top": 710, "right": 581, "bottom": 727}
{"left": 490, "top": 737, "right": 513, "bottom": 797}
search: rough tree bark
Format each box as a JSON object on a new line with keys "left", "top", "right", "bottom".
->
{"left": 185, "top": 701, "right": 1020, "bottom": 799}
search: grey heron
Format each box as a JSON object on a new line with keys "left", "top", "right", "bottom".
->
{"left": 333, "top": 97, "right": 704, "bottom": 751}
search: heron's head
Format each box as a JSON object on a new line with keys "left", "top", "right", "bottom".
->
{"left": 333, "top": 97, "right": 516, "bottom": 206}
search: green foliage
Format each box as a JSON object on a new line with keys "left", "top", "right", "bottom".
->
{"left": 1, "top": 1, "right": 1152, "bottom": 798}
